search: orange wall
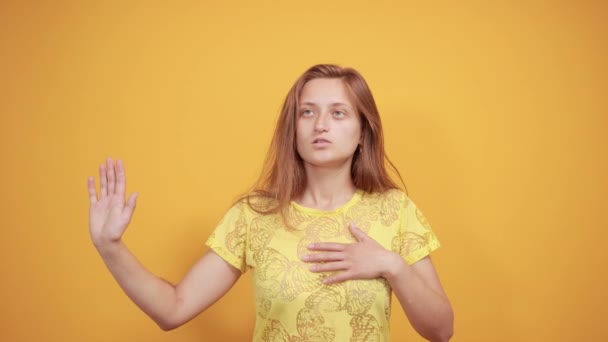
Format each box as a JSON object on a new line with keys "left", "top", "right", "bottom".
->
{"left": 1, "top": 1, "right": 606, "bottom": 341}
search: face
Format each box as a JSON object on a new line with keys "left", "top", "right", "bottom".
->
{"left": 296, "top": 78, "right": 362, "bottom": 168}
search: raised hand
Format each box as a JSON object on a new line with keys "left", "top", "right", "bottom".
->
{"left": 87, "top": 157, "right": 138, "bottom": 248}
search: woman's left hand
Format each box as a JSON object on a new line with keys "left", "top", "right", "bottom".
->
{"left": 302, "top": 223, "right": 402, "bottom": 284}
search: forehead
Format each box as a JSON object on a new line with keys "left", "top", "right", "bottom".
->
{"left": 299, "top": 78, "right": 355, "bottom": 107}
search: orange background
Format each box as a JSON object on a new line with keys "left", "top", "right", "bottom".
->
{"left": 1, "top": 1, "right": 606, "bottom": 341}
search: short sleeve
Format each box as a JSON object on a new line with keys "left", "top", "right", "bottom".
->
{"left": 205, "top": 202, "right": 249, "bottom": 273}
{"left": 393, "top": 195, "right": 441, "bottom": 265}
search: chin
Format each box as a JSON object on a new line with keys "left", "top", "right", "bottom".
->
{"left": 301, "top": 154, "right": 353, "bottom": 169}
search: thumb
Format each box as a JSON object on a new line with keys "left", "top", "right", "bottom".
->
{"left": 124, "top": 192, "right": 138, "bottom": 216}
{"left": 349, "top": 222, "right": 366, "bottom": 241}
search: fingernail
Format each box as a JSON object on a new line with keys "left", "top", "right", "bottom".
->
{"left": 307, "top": 243, "right": 315, "bottom": 249}
{"left": 302, "top": 255, "right": 309, "bottom": 261}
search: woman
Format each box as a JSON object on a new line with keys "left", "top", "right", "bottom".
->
{"left": 87, "top": 64, "right": 454, "bottom": 341}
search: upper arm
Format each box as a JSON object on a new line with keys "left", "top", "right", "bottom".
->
{"left": 165, "top": 249, "right": 241, "bottom": 330}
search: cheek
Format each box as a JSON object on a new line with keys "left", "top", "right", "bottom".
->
{"left": 295, "top": 124, "right": 307, "bottom": 151}
{"left": 349, "top": 123, "right": 363, "bottom": 145}
{"left": 295, "top": 135, "right": 305, "bottom": 152}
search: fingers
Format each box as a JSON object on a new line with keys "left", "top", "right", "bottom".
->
{"left": 87, "top": 176, "right": 97, "bottom": 204}
{"left": 349, "top": 222, "right": 367, "bottom": 242}
{"left": 99, "top": 163, "right": 107, "bottom": 198}
{"left": 323, "top": 272, "right": 353, "bottom": 285}
{"left": 307, "top": 242, "right": 346, "bottom": 252}
{"left": 106, "top": 157, "right": 115, "bottom": 195}
{"left": 309, "top": 261, "right": 348, "bottom": 273}
{"left": 97, "top": 157, "right": 126, "bottom": 199}
{"left": 123, "top": 192, "right": 138, "bottom": 219}
{"left": 115, "top": 159, "right": 126, "bottom": 198}
{"left": 302, "top": 252, "right": 345, "bottom": 262}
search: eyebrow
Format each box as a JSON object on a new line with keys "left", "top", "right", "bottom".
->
{"left": 299, "top": 102, "right": 353, "bottom": 109}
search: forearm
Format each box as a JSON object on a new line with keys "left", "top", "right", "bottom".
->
{"left": 96, "top": 240, "right": 177, "bottom": 330}
{"left": 384, "top": 254, "right": 454, "bottom": 342}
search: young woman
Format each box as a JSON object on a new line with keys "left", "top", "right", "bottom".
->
{"left": 87, "top": 64, "right": 454, "bottom": 341}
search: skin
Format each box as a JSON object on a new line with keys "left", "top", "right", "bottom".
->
{"left": 293, "top": 77, "right": 361, "bottom": 210}
{"left": 88, "top": 78, "right": 453, "bottom": 340}
{"left": 296, "top": 78, "right": 454, "bottom": 341}
{"left": 88, "top": 158, "right": 240, "bottom": 331}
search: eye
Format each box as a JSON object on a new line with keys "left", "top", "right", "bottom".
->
{"left": 301, "top": 109, "right": 314, "bottom": 116}
{"left": 334, "top": 110, "right": 346, "bottom": 117}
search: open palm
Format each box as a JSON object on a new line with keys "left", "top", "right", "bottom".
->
{"left": 87, "top": 157, "right": 138, "bottom": 247}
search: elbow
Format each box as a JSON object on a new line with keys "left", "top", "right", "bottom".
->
{"left": 421, "top": 309, "right": 454, "bottom": 342}
{"left": 431, "top": 313, "right": 454, "bottom": 342}
{"left": 436, "top": 310, "right": 454, "bottom": 341}
{"left": 155, "top": 307, "right": 182, "bottom": 331}
{"left": 424, "top": 328, "right": 453, "bottom": 342}
{"left": 157, "top": 318, "right": 180, "bottom": 332}
{"left": 156, "top": 302, "right": 192, "bottom": 332}
{"left": 158, "top": 323, "right": 174, "bottom": 332}
{"left": 157, "top": 293, "right": 183, "bottom": 331}
{"left": 438, "top": 327, "right": 454, "bottom": 342}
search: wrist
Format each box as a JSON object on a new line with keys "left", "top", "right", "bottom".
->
{"left": 94, "top": 238, "right": 123, "bottom": 257}
{"left": 381, "top": 251, "right": 407, "bottom": 282}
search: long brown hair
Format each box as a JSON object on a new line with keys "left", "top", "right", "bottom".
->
{"left": 239, "top": 64, "right": 407, "bottom": 219}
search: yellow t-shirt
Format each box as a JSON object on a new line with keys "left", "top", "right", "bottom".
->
{"left": 205, "top": 188, "right": 441, "bottom": 341}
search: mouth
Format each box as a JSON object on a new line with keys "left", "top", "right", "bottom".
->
{"left": 312, "top": 138, "right": 331, "bottom": 144}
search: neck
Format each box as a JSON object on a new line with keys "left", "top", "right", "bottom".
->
{"left": 297, "top": 162, "right": 357, "bottom": 211}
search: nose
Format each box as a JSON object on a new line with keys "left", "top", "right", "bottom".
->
{"left": 314, "top": 111, "right": 330, "bottom": 133}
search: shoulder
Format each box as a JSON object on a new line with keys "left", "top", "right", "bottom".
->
{"left": 361, "top": 187, "right": 409, "bottom": 205}
{"left": 227, "top": 192, "right": 279, "bottom": 218}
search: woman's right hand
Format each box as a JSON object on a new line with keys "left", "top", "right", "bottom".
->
{"left": 88, "top": 157, "right": 138, "bottom": 248}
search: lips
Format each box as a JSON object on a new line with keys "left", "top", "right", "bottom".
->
{"left": 312, "top": 138, "right": 331, "bottom": 144}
